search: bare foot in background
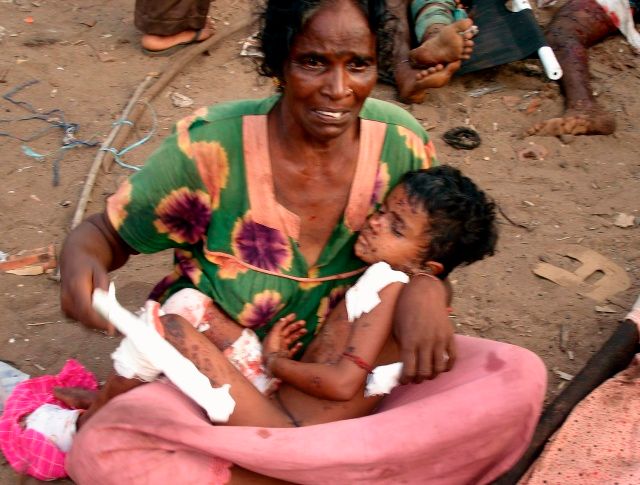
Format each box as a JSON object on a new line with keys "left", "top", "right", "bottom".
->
{"left": 409, "top": 19, "right": 476, "bottom": 67}
{"left": 396, "top": 61, "right": 462, "bottom": 103}
{"left": 527, "top": 103, "right": 615, "bottom": 136}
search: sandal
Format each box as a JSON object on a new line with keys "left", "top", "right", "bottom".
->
{"left": 141, "top": 27, "right": 209, "bottom": 57}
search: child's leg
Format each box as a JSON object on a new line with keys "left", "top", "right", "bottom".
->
{"left": 159, "top": 313, "right": 295, "bottom": 428}
{"left": 163, "top": 289, "right": 277, "bottom": 393}
{"left": 57, "top": 291, "right": 273, "bottom": 429}
{"left": 162, "top": 288, "right": 244, "bottom": 350}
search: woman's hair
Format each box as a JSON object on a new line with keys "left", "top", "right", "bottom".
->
{"left": 258, "top": 0, "right": 395, "bottom": 80}
{"left": 399, "top": 165, "right": 498, "bottom": 278}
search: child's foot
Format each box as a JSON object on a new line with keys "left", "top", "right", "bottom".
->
{"left": 409, "top": 19, "right": 476, "bottom": 67}
{"left": 141, "top": 19, "right": 215, "bottom": 54}
{"left": 396, "top": 61, "right": 462, "bottom": 104}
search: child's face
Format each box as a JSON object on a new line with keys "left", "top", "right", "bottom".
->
{"left": 354, "top": 185, "right": 430, "bottom": 273}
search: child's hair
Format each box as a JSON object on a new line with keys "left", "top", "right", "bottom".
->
{"left": 399, "top": 165, "right": 498, "bottom": 278}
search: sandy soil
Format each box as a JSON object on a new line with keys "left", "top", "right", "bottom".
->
{"left": 0, "top": 0, "right": 638, "bottom": 482}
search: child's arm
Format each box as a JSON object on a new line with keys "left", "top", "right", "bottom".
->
{"left": 265, "top": 282, "right": 405, "bottom": 401}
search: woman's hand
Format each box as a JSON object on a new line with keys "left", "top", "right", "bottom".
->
{"left": 263, "top": 314, "right": 307, "bottom": 364}
{"left": 393, "top": 275, "right": 456, "bottom": 383}
{"left": 60, "top": 213, "right": 133, "bottom": 333}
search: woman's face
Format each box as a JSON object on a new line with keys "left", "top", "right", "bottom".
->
{"left": 280, "top": 0, "right": 378, "bottom": 142}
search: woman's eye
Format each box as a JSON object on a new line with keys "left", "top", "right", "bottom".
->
{"left": 301, "top": 57, "right": 324, "bottom": 69}
{"left": 348, "top": 58, "right": 371, "bottom": 71}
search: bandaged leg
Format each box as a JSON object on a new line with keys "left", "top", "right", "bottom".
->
{"left": 161, "top": 288, "right": 277, "bottom": 394}
{"left": 95, "top": 285, "right": 236, "bottom": 423}
{"left": 223, "top": 329, "right": 280, "bottom": 395}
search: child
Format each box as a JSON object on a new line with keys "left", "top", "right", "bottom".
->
{"left": 17, "top": 164, "right": 495, "bottom": 468}
{"left": 87, "top": 165, "right": 497, "bottom": 429}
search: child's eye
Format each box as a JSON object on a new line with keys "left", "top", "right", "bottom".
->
{"left": 391, "top": 223, "right": 403, "bottom": 237}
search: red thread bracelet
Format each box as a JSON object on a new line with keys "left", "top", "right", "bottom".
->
{"left": 342, "top": 352, "right": 374, "bottom": 373}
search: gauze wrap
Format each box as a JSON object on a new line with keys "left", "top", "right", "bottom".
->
{"left": 345, "top": 262, "right": 409, "bottom": 322}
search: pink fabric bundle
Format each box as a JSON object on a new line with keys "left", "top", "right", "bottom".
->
{"left": 67, "top": 336, "right": 546, "bottom": 485}
{"left": 0, "top": 359, "right": 97, "bottom": 480}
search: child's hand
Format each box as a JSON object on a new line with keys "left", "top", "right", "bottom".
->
{"left": 263, "top": 314, "right": 307, "bottom": 359}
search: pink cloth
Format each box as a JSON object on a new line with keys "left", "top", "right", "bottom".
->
{"left": 0, "top": 359, "right": 98, "bottom": 480}
{"left": 66, "top": 336, "right": 546, "bottom": 484}
{"left": 520, "top": 354, "right": 640, "bottom": 484}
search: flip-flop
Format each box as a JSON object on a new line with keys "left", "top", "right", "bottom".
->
{"left": 141, "top": 28, "right": 207, "bottom": 57}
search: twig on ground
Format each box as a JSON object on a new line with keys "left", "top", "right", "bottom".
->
{"left": 498, "top": 204, "right": 533, "bottom": 231}
{"left": 70, "top": 74, "right": 156, "bottom": 230}
{"left": 70, "top": 15, "right": 255, "bottom": 232}
{"left": 101, "top": 16, "right": 255, "bottom": 173}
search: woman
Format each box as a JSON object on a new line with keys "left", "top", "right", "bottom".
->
{"left": 60, "top": 0, "right": 545, "bottom": 482}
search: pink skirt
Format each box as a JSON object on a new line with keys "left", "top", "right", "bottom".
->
{"left": 66, "top": 336, "right": 546, "bottom": 484}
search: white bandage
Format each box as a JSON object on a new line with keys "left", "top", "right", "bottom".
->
{"left": 224, "top": 329, "right": 280, "bottom": 395}
{"left": 25, "top": 403, "right": 81, "bottom": 452}
{"left": 346, "top": 262, "right": 409, "bottom": 322}
{"left": 94, "top": 284, "right": 236, "bottom": 423}
{"left": 112, "top": 300, "right": 164, "bottom": 382}
{"left": 365, "top": 362, "right": 403, "bottom": 397}
{"left": 162, "top": 288, "right": 213, "bottom": 333}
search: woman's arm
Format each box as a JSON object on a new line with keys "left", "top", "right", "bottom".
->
{"left": 266, "top": 282, "right": 405, "bottom": 401}
{"left": 393, "top": 274, "right": 455, "bottom": 383}
{"left": 60, "top": 212, "right": 135, "bottom": 332}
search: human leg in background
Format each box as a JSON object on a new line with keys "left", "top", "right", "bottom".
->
{"left": 135, "top": 0, "right": 215, "bottom": 55}
{"left": 527, "top": 0, "right": 619, "bottom": 136}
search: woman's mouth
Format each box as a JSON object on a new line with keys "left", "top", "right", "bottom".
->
{"left": 314, "top": 109, "right": 349, "bottom": 123}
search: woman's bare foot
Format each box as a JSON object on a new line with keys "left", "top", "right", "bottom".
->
{"left": 141, "top": 19, "right": 215, "bottom": 53}
{"left": 396, "top": 61, "right": 462, "bottom": 104}
{"left": 409, "top": 19, "right": 476, "bottom": 67}
{"left": 527, "top": 107, "right": 615, "bottom": 136}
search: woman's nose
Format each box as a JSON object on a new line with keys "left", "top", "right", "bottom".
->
{"left": 322, "top": 68, "right": 352, "bottom": 99}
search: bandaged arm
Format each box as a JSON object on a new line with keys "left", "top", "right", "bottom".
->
{"left": 268, "top": 281, "right": 405, "bottom": 401}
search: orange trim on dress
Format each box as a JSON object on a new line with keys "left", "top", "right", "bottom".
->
{"left": 243, "top": 115, "right": 301, "bottom": 240}
{"left": 242, "top": 115, "right": 387, "bottom": 238}
{"left": 344, "top": 119, "right": 387, "bottom": 232}
{"left": 204, "top": 249, "right": 365, "bottom": 283}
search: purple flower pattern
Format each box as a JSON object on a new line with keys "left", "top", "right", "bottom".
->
{"left": 175, "top": 249, "right": 203, "bottom": 286}
{"left": 154, "top": 188, "right": 211, "bottom": 244}
{"left": 231, "top": 215, "right": 292, "bottom": 272}
{"left": 237, "top": 290, "right": 284, "bottom": 329}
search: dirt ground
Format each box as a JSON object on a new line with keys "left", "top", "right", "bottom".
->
{"left": 0, "top": 0, "right": 638, "bottom": 482}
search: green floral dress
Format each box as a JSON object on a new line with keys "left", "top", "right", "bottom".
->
{"left": 107, "top": 95, "right": 437, "bottom": 349}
